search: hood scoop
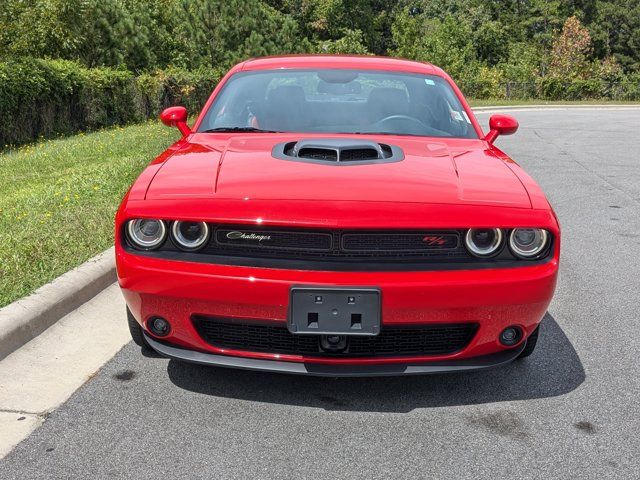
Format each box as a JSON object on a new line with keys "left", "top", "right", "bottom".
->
{"left": 273, "top": 138, "right": 403, "bottom": 165}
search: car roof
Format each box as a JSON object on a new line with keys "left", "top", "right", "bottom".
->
{"left": 237, "top": 55, "right": 444, "bottom": 77}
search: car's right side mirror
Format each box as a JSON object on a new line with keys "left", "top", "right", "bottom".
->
{"left": 485, "top": 114, "right": 518, "bottom": 144}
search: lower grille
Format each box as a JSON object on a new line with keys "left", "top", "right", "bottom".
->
{"left": 192, "top": 316, "right": 478, "bottom": 357}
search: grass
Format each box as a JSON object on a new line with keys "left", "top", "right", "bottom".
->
{"left": 0, "top": 122, "right": 179, "bottom": 308}
{"left": 468, "top": 98, "right": 640, "bottom": 107}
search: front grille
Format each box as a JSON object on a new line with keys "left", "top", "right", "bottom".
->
{"left": 342, "top": 232, "right": 459, "bottom": 252}
{"left": 192, "top": 316, "right": 478, "bottom": 357}
{"left": 202, "top": 226, "right": 469, "bottom": 262}
{"left": 215, "top": 228, "right": 332, "bottom": 252}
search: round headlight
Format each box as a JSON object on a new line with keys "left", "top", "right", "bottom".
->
{"left": 171, "top": 221, "right": 209, "bottom": 251}
{"left": 465, "top": 228, "right": 503, "bottom": 257}
{"left": 126, "top": 219, "right": 166, "bottom": 250}
{"left": 509, "top": 228, "right": 549, "bottom": 258}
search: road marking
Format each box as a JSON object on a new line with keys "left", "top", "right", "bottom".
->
{"left": 0, "top": 284, "right": 128, "bottom": 459}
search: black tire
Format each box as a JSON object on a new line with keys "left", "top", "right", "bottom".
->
{"left": 517, "top": 324, "right": 540, "bottom": 359}
{"left": 127, "top": 307, "right": 151, "bottom": 350}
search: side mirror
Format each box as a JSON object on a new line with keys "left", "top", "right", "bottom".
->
{"left": 485, "top": 114, "right": 518, "bottom": 144}
{"left": 160, "top": 106, "right": 191, "bottom": 137}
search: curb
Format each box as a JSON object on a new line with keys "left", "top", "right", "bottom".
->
{"left": 0, "top": 247, "right": 116, "bottom": 360}
{"left": 472, "top": 104, "right": 640, "bottom": 112}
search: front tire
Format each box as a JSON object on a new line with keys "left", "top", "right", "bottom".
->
{"left": 516, "top": 325, "right": 540, "bottom": 359}
{"left": 127, "top": 307, "right": 150, "bottom": 350}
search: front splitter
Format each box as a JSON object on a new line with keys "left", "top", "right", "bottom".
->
{"left": 144, "top": 334, "right": 526, "bottom": 377}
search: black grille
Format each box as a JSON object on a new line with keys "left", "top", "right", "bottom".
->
{"left": 216, "top": 228, "right": 332, "bottom": 251}
{"left": 203, "top": 226, "right": 469, "bottom": 262}
{"left": 192, "top": 316, "right": 478, "bottom": 357}
{"left": 342, "top": 233, "right": 459, "bottom": 252}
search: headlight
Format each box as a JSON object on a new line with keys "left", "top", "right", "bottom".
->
{"left": 126, "top": 219, "right": 166, "bottom": 250}
{"left": 509, "top": 228, "right": 549, "bottom": 258}
{"left": 171, "top": 221, "right": 209, "bottom": 251}
{"left": 465, "top": 228, "right": 503, "bottom": 257}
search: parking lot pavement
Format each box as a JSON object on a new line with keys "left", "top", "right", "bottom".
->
{"left": 1, "top": 109, "right": 639, "bottom": 479}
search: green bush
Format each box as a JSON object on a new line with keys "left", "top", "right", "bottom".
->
{"left": 0, "top": 58, "right": 222, "bottom": 147}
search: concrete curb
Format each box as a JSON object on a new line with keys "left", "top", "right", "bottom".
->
{"left": 472, "top": 104, "right": 640, "bottom": 112}
{"left": 0, "top": 247, "right": 116, "bottom": 360}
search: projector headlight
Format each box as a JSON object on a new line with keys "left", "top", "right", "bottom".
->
{"left": 465, "top": 228, "right": 504, "bottom": 257}
{"left": 126, "top": 219, "right": 166, "bottom": 250}
{"left": 509, "top": 228, "right": 549, "bottom": 258}
{"left": 171, "top": 221, "right": 210, "bottom": 251}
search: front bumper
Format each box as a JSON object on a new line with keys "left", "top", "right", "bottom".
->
{"left": 118, "top": 245, "right": 558, "bottom": 370}
{"left": 144, "top": 333, "right": 527, "bottom": 376}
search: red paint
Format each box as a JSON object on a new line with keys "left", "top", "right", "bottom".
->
{"left": 485, "top": 114, "right": 519, "bottom": 144}
{"left": 160, "top": 106, "right": 191, "bottom": 137}
{"left": 116, "top": 56, "right": 560, "bottom": 371}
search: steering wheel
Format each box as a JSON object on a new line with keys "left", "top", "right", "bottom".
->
{"left": 372, "top": 115, "right": 429, "bottom": 135}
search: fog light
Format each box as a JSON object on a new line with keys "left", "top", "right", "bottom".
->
{"left": 499, "top": 326, "right": 522, "bottom": 346}
{"left": 147, "top": 317, "right": 171, "bottom": 337}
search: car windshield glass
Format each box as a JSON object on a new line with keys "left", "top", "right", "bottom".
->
{"left": 198, "top": 69, "right": 477, "bottom": 139}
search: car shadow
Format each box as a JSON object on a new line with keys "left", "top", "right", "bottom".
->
{"left": 166, "top": 313, "right": 584, "bottom": 413}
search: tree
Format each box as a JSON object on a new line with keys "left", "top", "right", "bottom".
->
{"left": 591, "top": 0, "right": 640, "bottom": 72}
{"left": 548, "top": 16, "right": 592, "bottom": 79}
{"left": 179, "top": 0, "right": 309, "bottom": 69}
{"left": 392, "top": 13, "right": 479, "bottom": 86}
{"left": 316, "top": 29, "right": 370, "bottom": 54}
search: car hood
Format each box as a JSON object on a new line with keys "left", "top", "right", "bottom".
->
{"left": 145, "top": 134, "right": 531, "bottom": 208}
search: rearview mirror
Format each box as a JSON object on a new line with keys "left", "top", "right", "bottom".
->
{"left": 485, "top": 114, "right": 518, "bottom": 144}
{"left": 160, "top": 106, "right": 190, "bottom": 137}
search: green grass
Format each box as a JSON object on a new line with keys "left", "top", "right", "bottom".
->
{"left": 0, "top": 122, "right": 179, "bottom": 307}
{"left": 468, "top": 98, "right": 640, "bottom": 107}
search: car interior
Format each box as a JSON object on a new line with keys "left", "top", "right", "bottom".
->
{"left": 200, "top": 70, "right": 476, "bottom": 139}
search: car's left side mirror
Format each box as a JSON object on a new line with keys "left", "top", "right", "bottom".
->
{"left": 485, "top": 114, "right": 518, "bottom": 144}
{"left": 160, "top": 106, "right": 191, "bottom": 137}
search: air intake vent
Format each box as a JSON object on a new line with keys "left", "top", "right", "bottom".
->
{"left": 297, "top": 147, "right": 338, "bottom": 161}
{"left": 274, "top": 139, "right": 403, "bottom": 165}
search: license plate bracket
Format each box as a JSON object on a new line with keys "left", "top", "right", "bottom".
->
{"left": 288, "top": 287, "right": 381, "bottom": 336}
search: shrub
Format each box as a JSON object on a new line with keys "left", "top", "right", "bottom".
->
{"left": 0, "top": 58, "right": 222, "bottom": 147}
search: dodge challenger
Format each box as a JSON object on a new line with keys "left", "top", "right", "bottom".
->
{"left": 116, "top": 55, "right": 560, "bottom": 376}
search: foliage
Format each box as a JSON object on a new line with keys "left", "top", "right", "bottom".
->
{"left": 315, "top": 29, "right": 370, "bottom": 55}
{"left": 0, "top": 0, "right": 638, "bottom": 78}
{"left": 178, "top": 0, "right": 311, "bottom": 70}
{"left": 0, "top": 58, "right": 221, "bottom": 146}
{"left": 548, "top": 16, "right": 593, "bottom": 79}
{"left": 0, "top": 0, "right": 638, "bottom": 146}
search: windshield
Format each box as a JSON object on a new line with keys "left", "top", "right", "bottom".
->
{"left": 198, "top": 69, "right": 477, "bottom": 139}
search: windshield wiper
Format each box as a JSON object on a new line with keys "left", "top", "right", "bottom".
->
{"left": 203, "top": 127, "right": 281, "bottom": 133}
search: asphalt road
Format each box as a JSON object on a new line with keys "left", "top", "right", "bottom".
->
{"left": 2, "top": 108, "right": 640, "bottom": 479}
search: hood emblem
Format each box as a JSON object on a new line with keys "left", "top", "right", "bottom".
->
{"left": 226, "top": 231, "right": 271, "bottom": 242}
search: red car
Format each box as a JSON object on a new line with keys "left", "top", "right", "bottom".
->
{"left": 116, "top": 55, "right": 559, "bottom": 376}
